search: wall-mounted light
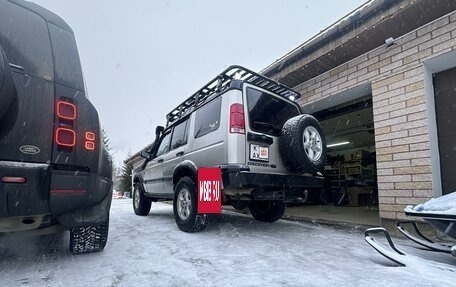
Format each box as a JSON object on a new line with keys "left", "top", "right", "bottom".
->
{"left": 327, "top": 141, "right": 350, "bottom": 148}
{"left": 385, "top": 37, "right": 395, "bottom": 47}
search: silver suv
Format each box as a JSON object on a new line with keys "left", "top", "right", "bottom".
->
{"left": 132, "top": 66, "right": 326, "bottom": 232}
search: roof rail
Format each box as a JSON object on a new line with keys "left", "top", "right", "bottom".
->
{"left": 166, "top": 65, "right": 301, "bottom": 125}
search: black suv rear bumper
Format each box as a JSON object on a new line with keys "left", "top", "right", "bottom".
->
{"left": 0, "top": 161, "right": 112, "bottom": 229}
{"left": 220, "top": 164, "right": 324, "bottom": 189}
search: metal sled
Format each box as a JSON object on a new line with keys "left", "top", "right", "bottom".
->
{"left": 364, "top": 227, "right": 407, "bottom": 266}
{"left": 365, "top": 210, "right": 456, "bottom": 266}
{"left": 396, "top": 220, "right": 454, "bottom": 255}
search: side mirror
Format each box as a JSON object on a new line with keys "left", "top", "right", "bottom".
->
{"left": 140, "top": 150, "right": 152, "bottom": 160}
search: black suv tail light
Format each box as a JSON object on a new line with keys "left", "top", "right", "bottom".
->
{"left": 230, "top": 103, "right": 245, "bottom": 134}
{"left": 55, "top": 99, "right": 77, "bottom": 150}
{"left": 56, "top": 101, "right": 76, "bottom": 120}
{"left": 85, "top": 132, "right": 96, "bottom": 151}
{"left": 55, "top": 127, "right": 76, "bottom": 147}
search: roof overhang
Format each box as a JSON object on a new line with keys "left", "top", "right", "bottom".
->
{"left": 262, "top": 0, "right": 456, "bottom": 87}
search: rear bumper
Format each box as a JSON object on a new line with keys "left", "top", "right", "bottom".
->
{"left": 0, "top": 160, "right": 112, "bottom": 230}
{"left": 220, "top": 164, "right": 324, "bottom": 189}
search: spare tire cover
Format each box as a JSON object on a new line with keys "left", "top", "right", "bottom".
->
{"left": 0, "top": 46, "right": 16, "bottom": 121}
{"left": 279, "top": 114, "right": 327, "bottom": 174}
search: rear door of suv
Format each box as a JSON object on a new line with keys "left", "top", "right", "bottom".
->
{"left": 0, "top": 1, "right": 55, "bottom": 164}
{"left": 243, "top": 84, "right": 301, "bottom": 174}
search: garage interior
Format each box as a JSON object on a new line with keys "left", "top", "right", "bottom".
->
{"left": 433, "top": 67, "right": 456, "bottom": 196}
{"left": 286, "top": 94, "right": 380, "bottom": 226}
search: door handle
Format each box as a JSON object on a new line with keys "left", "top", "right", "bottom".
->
{"left": 176, "top": 151, "right": 184, "bottom": 157}
{"left": 158, "top": 159, "right": 164, "bottom": 163}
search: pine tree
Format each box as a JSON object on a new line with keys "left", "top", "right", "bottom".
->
{"left": 102, "top": 128, "right": 112, "bottom": 155}
{"left": 101, "top": 128, "right": 114, "bottom": 168}
{"left": 120, "top": 154, "right": 133, "bottom": 193}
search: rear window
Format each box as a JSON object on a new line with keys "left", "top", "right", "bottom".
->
{"left": 48, "top": 23, "right": 84, "bottom": 91}
{"left": 246, "top": 87, "right": 300, "bottom": 137}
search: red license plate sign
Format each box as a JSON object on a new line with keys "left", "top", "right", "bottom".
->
{"left": 197, "top": 167, "right": 222, "bottom": 214}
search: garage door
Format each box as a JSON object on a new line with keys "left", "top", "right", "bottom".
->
{"left": 434, "top": 67, "right": 456, "bottom": 195}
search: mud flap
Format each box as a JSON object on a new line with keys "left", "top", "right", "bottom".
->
{"left": 56, "top": 190, "right": 112, "bottom": 228}
{"left": 50, "top": 170, "right": 111, "bottom": 216}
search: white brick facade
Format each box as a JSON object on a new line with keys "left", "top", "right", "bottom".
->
{"left": 281, "top": 12, "right": 456, "bottom": 221}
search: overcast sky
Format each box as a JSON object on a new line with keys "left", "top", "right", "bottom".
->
{"left": 32, "top": 0, "right": 367, "bottom": 169}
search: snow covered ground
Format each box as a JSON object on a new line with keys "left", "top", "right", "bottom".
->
{"left": 0, "top": 199, "right": 455, "bottom": 287}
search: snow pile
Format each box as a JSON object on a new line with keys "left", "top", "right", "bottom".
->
{"left": 112, "top": 190, "right": 127, "bottom": 199}
{"left": 405, "top": 191, "right": 456, "bottom": 215}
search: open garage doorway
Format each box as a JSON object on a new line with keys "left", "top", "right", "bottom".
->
{"left": 287, "top": 88, "right": 380, "bottom": 226}
{"left": 433, "top": 67, "right": 456, "bottom": 196}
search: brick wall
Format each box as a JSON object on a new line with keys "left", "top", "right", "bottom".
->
{"left": 288, "top": 12, "right": 456, "bottom": 220}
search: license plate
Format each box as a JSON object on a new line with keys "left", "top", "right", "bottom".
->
{"left": 250, "top": 144, "right": 269, "bottom": 161}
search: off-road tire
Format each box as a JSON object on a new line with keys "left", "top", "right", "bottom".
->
{"left": 173, "top": 177, "right": 207, "bottom": 233}
{"left": 69, "top": 221, "right": 109, "bottom": 254}
{"left": 279, "top": 114, "right": 326, "bottom": 174}
{"left": 248, "top": 200, "right": 286, "bottom": 222}
{"left": 133, "top": 183, "right": 152, "bottom": 216}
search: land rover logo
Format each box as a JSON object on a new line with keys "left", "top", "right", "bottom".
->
{"left": 19, "top": 145, "right": 40, "bottom": 155}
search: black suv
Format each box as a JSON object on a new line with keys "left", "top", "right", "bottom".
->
{"left": 0, "top": 0, "right": 112, "bottom": 254}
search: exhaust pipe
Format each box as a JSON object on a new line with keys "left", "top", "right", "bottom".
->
{"left": 21, "top": 218, "right": 36, "bottom": 225}
{"left": 0, "top": 215, "right": 44, "bottom": 232}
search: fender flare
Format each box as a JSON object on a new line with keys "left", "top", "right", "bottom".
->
{"left": 133, "top": 173, "right": 145, "bottom": 187}
{"left": 172, "top": 160, "right": 198, "bottom": 187}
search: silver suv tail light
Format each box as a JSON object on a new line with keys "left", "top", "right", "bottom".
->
{"left": 229, "top": 103, "right": 245, "bottom": 134}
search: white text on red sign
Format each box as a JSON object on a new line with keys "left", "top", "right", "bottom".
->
{"left": 199, "top": 180, "right": 220, "bottom": 202}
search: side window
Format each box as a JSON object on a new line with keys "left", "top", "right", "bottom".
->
{"left": 194, "top": 98, "right": 222, "bottom": 139}
{"left": 155, "top": 132, "right": 171, "bottom": 157}
{"left": 170, "top": 119, "right": 188, "bottom": 150}
{"left": 48, "top": 23, "right": 84, "bottom": 91}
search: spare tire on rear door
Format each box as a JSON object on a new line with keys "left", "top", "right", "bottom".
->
{"left": 279, "top": 114, "right": 326, "bottom": 174}
{"left": 0, "top": 46, "right": 16, "bottom": 121}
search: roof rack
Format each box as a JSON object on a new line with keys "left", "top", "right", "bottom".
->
{"left": 166, "top": 65, "right": 301, "bottom": 125}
